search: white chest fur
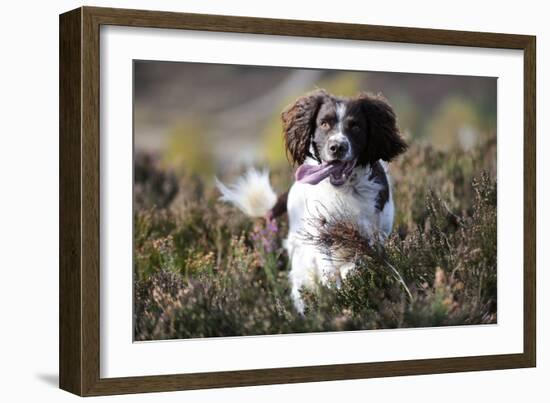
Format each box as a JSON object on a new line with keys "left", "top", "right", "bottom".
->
{"left": 287, "top": 164, "right": 391, "bottom": 237}
{"left": 284, "top": 162, "right": 395, "bottom": 313}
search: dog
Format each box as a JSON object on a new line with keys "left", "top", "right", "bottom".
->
{"left": 217, "top": 89, "right": 407, "bottom": 313}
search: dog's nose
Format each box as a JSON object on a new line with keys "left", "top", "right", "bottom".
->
{"left": 328, "top": 139, "right": 349, "bottom": 158}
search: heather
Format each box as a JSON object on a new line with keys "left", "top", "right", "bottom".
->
{"left": 134, "top": 137, "right": 497, "bottom": 340}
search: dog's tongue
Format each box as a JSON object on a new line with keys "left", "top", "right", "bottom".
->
{"left": 295, "top": 162, "right": 340, "bottom": 185}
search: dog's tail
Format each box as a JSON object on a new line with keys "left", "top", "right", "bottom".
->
{"left": 215, "top": 168, "right": 277, "bottom": 218}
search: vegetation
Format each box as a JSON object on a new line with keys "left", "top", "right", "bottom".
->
{"left": 134, "top": 135, "right": 497, "bottom": 340}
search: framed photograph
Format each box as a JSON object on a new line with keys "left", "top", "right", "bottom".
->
{"left": 59, "top": 6, "right": 536, "bottom": 396}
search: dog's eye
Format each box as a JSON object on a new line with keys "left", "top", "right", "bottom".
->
{"left": 351, "top": 124, "right": 361, "bottom": 132}
{"left": 320, "top": 121, "right": 331, "bottom": 130}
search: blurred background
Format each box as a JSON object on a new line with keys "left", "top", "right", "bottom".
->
{"left": 134, "top": 61, "right": 497, "bottom": 179}
{"left": 133, "top": 61, "right": 499, "bottom": 337}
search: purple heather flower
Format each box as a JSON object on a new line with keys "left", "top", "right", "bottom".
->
{"left": 252, "top": 220, "right": 279, "bottom": 259}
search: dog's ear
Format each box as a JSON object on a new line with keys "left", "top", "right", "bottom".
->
{"left": 357, "top": 92, "right": 407, "bottom": 165}
{"left": 282, "top": 89, "right": 327, "bottom": 165}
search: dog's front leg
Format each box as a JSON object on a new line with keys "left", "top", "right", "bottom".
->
{"left": 338, "top": 262, "right": 356, "bottom": 283}
{"left": 316, "top": 255, "right": 341, "bottom": 288}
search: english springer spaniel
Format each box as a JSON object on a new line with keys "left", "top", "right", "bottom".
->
{"left": 217, "top": 89, "right": 407, "bottom": 313}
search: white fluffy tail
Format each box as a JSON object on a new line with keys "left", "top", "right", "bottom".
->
{"left": 215, "top": 168, "right": 277, "bottom": 218}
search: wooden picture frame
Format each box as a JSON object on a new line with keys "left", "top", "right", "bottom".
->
{"left": 59, "top": 6, "right": 536, "bottom": 396}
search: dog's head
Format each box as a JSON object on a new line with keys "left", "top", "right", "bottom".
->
{"left": 282, "top": 89, "right": 407, "bottom": 186}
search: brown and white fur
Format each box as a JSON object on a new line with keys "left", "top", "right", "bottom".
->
{"left": 217, "top": 89, "right": 407, "bottom": 313}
